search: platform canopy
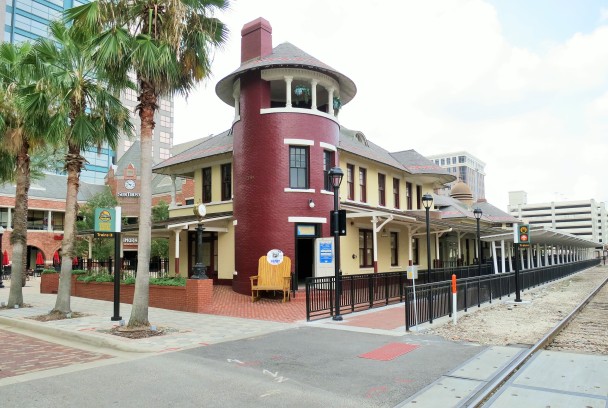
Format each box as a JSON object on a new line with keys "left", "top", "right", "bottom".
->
{"left": 480, "top": 226, "right": 599, "bottom": 248}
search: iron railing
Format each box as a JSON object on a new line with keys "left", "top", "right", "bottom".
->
{"left": 304, "top": 259, "right": 599, "bottom": 322}
{"left": 404, "top": 259, "right": 600, "bottom": 330}
{"left": 305, "top": 263, "right": 493, "bottom": 321}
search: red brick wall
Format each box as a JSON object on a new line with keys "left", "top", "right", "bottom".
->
{"left": 232, "top": 70, "right": 339, "bottom": 295}
{"left": 41, "top": 274, "right": 213, "bottom": 313}
{"left": 2, "top": 230, "right": 62, "bottom": 268}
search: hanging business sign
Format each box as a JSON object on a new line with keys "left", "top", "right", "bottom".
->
{"left": 94, "top": 207, "right": 122, "bottom": 238}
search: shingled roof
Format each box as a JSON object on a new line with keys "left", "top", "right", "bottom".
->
{"left": 0, "top": 173, "right": 106, "bottom": 202}
{"left": 216, "top": 42, "right": 357, "bottom": 107}
{"left": 152, "top": 130, "right": 232, "bottom": 174}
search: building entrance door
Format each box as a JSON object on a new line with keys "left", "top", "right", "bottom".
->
{"left": 294, "top": 224, "right": 320, "bottom": 291}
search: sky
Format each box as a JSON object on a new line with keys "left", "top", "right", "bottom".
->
{"left": 173, "top": 0, "right": 608, "bottom": 211}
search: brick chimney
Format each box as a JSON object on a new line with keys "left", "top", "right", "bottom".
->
{"left": 241, "top": 18, "right": 272, "bottom": 63}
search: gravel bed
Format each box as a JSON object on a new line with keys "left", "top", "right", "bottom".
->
{"left": 422, "top": 265, "right": 608, "bottom": 348}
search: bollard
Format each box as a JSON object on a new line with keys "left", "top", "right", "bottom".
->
{"left": 452, "top": 274, "right": 457, "bottom": 325}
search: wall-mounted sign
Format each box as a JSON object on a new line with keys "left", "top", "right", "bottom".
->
{"left": 319, "top": 242, "right": 333, "bottom": 263}
{"left": 117, "top": 192, "right": 141, "bottom": 197}
{"left": 266, "top": 249, "right": 284, "bottom": 265}
{"left": 94, "top": 207, "right": 121, "bottom": 238}
{"left": 123, "top": 237, "right": 138, "bottom": 244}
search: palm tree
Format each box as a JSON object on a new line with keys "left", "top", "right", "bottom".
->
{"left": 0, "top": 42, "right": 51, "bottom": 307}
{"left": 26, "top": 21, "right": 133, "bottom": 316}
{"left": 66, "top": 0, "right": 229, "bottom": 328}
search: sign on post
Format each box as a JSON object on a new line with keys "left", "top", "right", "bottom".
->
{"left": 94, "top": 207, "right": 122, "bottom": 238}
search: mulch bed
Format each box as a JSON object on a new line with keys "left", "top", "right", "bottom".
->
{"left": 26, "top": 311, "right": 90, "bottom": 322}
{"left": 107, "top": 326, "right": 169, "bottom": 339}
{"left": 0, "top": 304, "right": 33, "bottom": 310}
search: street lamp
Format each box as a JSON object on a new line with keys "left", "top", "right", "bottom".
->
{"left": 473, "top": 208, "right": 483, "bottom": 276}
{"left": 422, "top": 194, "right": 433, "bottom": 283}
{"left": 0, "top": 226, "right": 4, "bottom": 288}
{"left": 328, "top": 167, "right": 344, "bottom": 321}
{"left": 191, "top": 203, "right": 208, "bottom": 279}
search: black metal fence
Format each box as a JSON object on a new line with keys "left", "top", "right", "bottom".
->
{"left": 404, "top": 258, "right": 599, "bottom": 330}
{"left": 306, "top": 263, "right": 493, "bottom": 321}
{"left": 305, "top": 259, "right": 600, "bottom": 322}
{"left": 74, "top": 258, "right": 169, "bottom": 279}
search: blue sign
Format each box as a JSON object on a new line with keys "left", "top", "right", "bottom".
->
{"left": 320, "top": 242, "right": 333, "bottom": 264}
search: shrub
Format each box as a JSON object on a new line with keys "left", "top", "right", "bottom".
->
{"left": 150, "top": 276, "right": 186, "bottom": 287}
{"left": 42, "top": 269, "right": 58, "bottom": 274}
{"left": 71, "top": 269, "right": 87, "bottom": 275}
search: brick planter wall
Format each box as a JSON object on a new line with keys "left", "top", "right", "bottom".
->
{"left": 40, "top": 274, "right": 213, "bottom": 313}
{"left": 40, "top": 273, "right": 60, "bottom": 294}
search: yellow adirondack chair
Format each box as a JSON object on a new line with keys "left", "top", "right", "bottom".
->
{"left": 250, "top": 255, "right": 292, "bottom": 302}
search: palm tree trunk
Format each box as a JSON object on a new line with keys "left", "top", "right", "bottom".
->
{"left": 8, "top": 143, "right": 30, "bottom": 307}
{"left": 53, "top": 144, "right": 82, "bottom": 315}
{"left": 128, "top": 80, "right": 155, "bottom": 328}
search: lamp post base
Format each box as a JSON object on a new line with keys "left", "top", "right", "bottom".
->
{"left": 191, "top": 263, "right": 208, "bottom": 280}
{"left": 332, "top": 315, "right": 343, "bottom": 321}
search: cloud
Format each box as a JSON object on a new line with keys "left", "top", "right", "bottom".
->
{"left": 174, "top": 0, "right": 608, "bottom": 210}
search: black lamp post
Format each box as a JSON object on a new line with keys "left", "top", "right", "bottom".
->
{"left": 0, "top": 226, "right": 4, "bottom": 289}
{"left": 191, "top": 203, "right": 208, "bottom": 279}
{"left": 473, "top": 208, "right": 482, "bottom": 276}
{"left": 422, "top": 194, "right": 433, "bottom": 283}
{"left": 328, "top": 167, "right": 344, "bottom": 321}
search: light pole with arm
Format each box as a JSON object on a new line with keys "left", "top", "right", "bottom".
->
{"left": 328, "top": 167, "right": 344, "bottom": 321}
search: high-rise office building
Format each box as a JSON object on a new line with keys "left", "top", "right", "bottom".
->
{"left": 508, "top": 191, "right": 607, "bottom": 244}
{"left": 426, "top": 151, "right": 486, "bottom": 201}
{"left": 0, "top": 0, "right": 174, "bottom": 184}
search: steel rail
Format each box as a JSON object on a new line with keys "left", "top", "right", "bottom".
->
{"left": 462, "top": 270, "right": 608, "bottom": 408}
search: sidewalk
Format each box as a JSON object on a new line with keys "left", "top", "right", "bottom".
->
{"left": 0, "top": 278, "right": 300, "bottom": 353}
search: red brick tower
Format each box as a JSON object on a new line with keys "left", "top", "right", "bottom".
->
{"left": 216, "top": 18, "right": 356, "bottom": 295}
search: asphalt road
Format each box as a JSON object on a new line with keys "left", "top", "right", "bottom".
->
{"left": 1, "top": 326, "right": 483, "bottom": 407}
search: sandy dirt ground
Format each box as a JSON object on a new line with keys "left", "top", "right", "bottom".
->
{"left": 423, "top": 265, "right": 608, "bottom": 353}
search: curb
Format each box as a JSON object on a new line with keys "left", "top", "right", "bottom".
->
{"left": 0, "top": 315, "right": 157, "bottom": 354}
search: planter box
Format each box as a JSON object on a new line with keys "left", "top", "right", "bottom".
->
{"left": 40, "top": 273, "right": 59, "bottom": 294}
{"left": 41, "top": 277, "right": 213, "bottom": 313}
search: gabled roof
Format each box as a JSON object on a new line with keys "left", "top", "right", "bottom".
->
{"left": 152, "top": 130, "right": 232, "bottom": 174}
{"left": 391, "top": 149, "right": 451, "bottom": 177}
{"left": 216, "top": 42, "right": 357, "bottom": 107}
{"left": 473, "top": 199, "right": 519, "bottom": 223}
{"left": 0, "top": 173, "right": 106, "bottom": 202}
{"left": 339, "top": 127, "right": 405, "bottom": 169}
{"left": 113, "top": 140, "right": 142, "bottom": 177}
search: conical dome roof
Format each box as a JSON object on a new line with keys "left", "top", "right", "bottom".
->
{"left": 450, "top": 180, "right": 474, "bottom": 206}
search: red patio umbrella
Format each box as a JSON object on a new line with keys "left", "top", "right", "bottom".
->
{"left": 2, "top": 250, "right": 8, "bottom": 266}
{"left": 36, "top": 251, "right": 44, "bottom": 266}
{"left": 73, "top": 256, "right": 78, "bottom": 266}
{"left": 53, "top": 251, "right": 60, "bottom": 265}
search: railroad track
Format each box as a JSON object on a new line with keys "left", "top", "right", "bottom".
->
{"left": 462, "top": 272, "right": 608, "bottom": 407}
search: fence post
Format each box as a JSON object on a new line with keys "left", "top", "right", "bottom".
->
{"left": 385, "top": 274, "right": 389, "bottom": 305}
{"left": 405, "top": 285, "right": 410, "bottom": 331}
{"left": 477, "top": 275, "right": 481, "bottom": 308}
{"left": 351, "top": 275, "right": 355, "bottom": 312}
{"left": 464, "top": 280, "right": 468, "bottom": 312}
{"left": 368, "top": 274, "right": 373, "bottom": 309}
{"left": 428, "top": 283, "right": 434, "bottom": 324}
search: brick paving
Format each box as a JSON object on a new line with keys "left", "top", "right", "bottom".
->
{"left": 204, "top": 285, "right": 307, "bottom": 322}
{"left": 0, "top": 328, "right": 112, "bottom": 379}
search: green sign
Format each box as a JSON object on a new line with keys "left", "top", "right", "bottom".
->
{"left": 94, "top": 207, "right": 121, "bottom": 238}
